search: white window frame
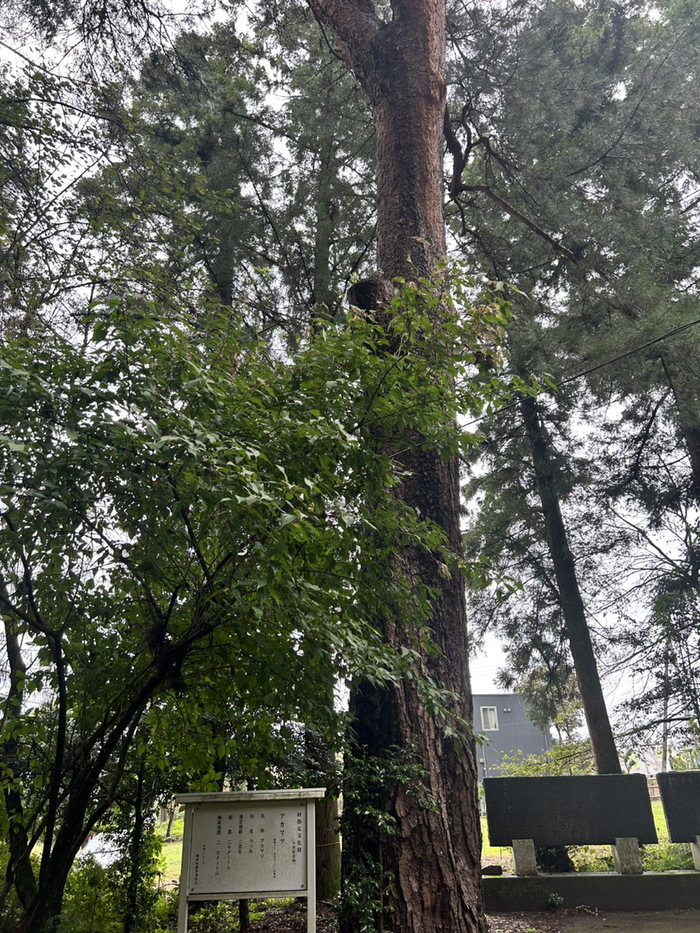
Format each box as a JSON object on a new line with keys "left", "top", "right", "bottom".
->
{"left": 480, "top": 706, "right": 499, "bottom": 731}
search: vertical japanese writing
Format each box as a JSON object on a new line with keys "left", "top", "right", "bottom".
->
{"left": 226, "top": 814, "right": 233, "bottom": 870}
{"left": 296, "top": 810, "right": 303, "bottom": 854}
{"left": 186, "top": 798, "right": 312, "bottom": 895}
{"left": 214, "top": 815, "right": 222, "bottom": 876}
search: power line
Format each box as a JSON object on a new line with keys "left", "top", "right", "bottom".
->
{"left": 558, "top": 315, "right": 700, "bottom": 387}
{"left": 462, "top": 315, "right": 700, "bottom": 429}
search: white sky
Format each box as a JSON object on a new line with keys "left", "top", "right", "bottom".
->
{"left": 469, "top": 632, "right": 507, "bottom": 694}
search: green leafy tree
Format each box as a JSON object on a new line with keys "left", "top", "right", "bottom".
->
{"left": 0, "top": 266, "right": 515, "bottom": 931}
{"left": 499, "top": 739, "right": 595, "bottom": 777}
{"left": 502, "top": 666, "right": 583, "bottom": 745}
{"left": 102, "top": 12, "right": 378, "bottom": 897}
{"left": 74, "top": 10, "right": 376, "bottom": 339}
{"left": 268, "top": 4, "right": 376, "bottom": 322}
{"left": 0, "top": 59, "right": 103, "bottom": 334}
{"left": 0, "top": 288, "right": 483, "bottom": 930}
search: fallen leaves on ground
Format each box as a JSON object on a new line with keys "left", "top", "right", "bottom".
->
{"left": 247, "top": 900, "right": 578, "bottom": 933}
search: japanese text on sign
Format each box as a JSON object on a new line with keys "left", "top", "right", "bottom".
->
{"left": 186, "top": 801, "right": 308, "bottom": 895}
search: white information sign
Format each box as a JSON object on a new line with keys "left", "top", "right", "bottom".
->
{"left": 175, "top": 789, "right": 325, "bottom": 933}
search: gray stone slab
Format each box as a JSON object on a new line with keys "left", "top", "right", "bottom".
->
{"left": 657, "top": 771, "right": 700, "bottom": 843}
{"left": 511, "top": 839, "right": 538, "bottom": 876}
{"left": 483, "top": 775, "right": 657, "bottom": 847}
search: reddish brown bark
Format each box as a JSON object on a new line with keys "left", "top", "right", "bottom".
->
{"left": 308, "top": 0, "right": 448, "bottom": 279}
{"left": 305, "top": 3, "right": 485, "bottom": 932}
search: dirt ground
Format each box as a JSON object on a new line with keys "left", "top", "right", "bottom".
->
{"left": 487, "top": 908, "right": 699, "bottom": 933}
{"left": 247, "top": 901, "right": 700, "bottom": 933}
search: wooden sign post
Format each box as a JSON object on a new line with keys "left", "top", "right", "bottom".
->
{"left": 175, "top": 788, "right": 326, "bottom": 933}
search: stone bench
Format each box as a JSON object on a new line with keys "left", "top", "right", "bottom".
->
{"left": 483, "top": 774, "right": 657, "bottom": 876}
{"left": 657, "top": 770, "right": 700, "bottom": 870}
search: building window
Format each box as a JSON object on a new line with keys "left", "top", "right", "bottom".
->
{"left": 480, "top": 706, "right": 499, "bottom": 731}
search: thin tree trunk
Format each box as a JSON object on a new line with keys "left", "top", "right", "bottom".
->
{"left": 315, "top": 796, "right": 341, "bottom": 901}
{"left": 123, "top": 754, "right": 148, "bottom": 933}
{"left": 305, "top": 4, "right": 485, "bottom": 932}
{"left": 520, "top": 395, "right": 621, "bottom": 774}
{"left": 1, "top": 609, "right": 38, "bottom": 911}
{"left": 660, "top": 350, "right": 700, "bottom": 499}
{"left": 312, "top": 140, "right": 336, "bottom": 319}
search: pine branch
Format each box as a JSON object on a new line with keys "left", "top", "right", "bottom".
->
{"left": 444, "top": 108, "right": 576, "bottom": 262}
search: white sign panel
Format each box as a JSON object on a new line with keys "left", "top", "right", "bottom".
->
{"left": 186, "top": 799, "right": 308, "bottom": 895}
{"left": 175, "top": 789, "right": 326, "bottom": 933}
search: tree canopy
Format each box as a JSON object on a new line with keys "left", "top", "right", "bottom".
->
{"left": 2, "top": 0, "right": 700, "bottom": 929}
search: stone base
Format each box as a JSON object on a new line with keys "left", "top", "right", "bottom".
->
{"left": 612, "top": 837, "right": 643, "bottom": 874}
{"left": 483, "top": 872, "right": 700, "bottom": 913}
{"left": 691, "top": 837, "right": 700, "bottom": 871}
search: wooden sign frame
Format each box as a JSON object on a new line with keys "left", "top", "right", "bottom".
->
{"left": 175, "top": 788, "right": 326, "bottom": 933}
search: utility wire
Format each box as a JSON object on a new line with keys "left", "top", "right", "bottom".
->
{"left": 558, "top": 315, "right": 700, "bottom": 387}
{"left": 462, "top": 314, "right": 700, "bottom": 429}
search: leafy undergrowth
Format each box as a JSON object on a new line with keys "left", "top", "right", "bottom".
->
{"left": 568, "top": 840, "right": 693, "bottom": 873}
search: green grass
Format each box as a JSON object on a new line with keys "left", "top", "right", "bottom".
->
{"left": 156, "top": 817, "right": 184, "bottom": 840}
{"left": 651, "top": 798, "right": 667, "bottom": 838}
{"left": 156, "top": 817, "right": 185, "bottom": 885}
{"left": 481, "top": 817, "right": 512, "bottom": 859}
{"left": 641, "top": 800, "right": 693, "bottom": 871}
{"left": 159, "top": 840, "right": 183, "bottom": 883}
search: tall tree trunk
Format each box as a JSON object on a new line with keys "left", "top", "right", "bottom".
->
{"left": 305, "top": 4, "right": 485, "bottom": 932}
{"left": 520, "top": 395, "right": 621, "bottom": 774}
{"left": 312, "top": 141, "right": 336, "bottom": 320}
{"left": 660, "top": 349, "right": 700, "bottom": 499}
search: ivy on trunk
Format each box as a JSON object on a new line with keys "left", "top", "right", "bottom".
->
{"left": 305, "top": 3, "right": 486, "bottom": 931}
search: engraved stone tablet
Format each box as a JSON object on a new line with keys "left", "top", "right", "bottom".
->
{"left": 483, "top": 775, "right": 657, "bottom": 847}
{"left": 657, "top": 770, "right": 700, "bottom": 843}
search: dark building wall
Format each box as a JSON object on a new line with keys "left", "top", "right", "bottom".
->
{"left": 473, "top": 693, "right": 552, "bottom": 782}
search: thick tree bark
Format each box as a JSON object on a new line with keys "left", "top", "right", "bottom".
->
{"left": 305, "top": 3, "right": 485, "bottom": 932}
{"left": 520, "top": 395, "right": 621, "bottom": 774}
